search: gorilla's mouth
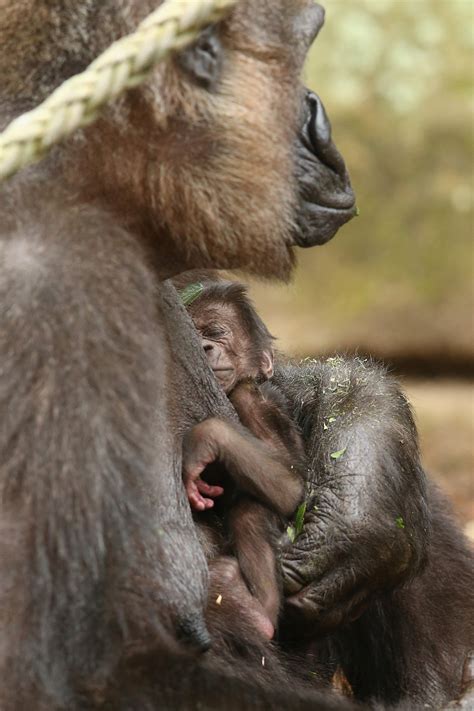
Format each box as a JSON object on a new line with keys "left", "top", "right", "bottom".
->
{"left": 293, "top": 91, "right": 356, "bottom": 248}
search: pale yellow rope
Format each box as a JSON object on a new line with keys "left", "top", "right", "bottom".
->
{"left": 0, "top": 0, "right": 236, "bottom": 181}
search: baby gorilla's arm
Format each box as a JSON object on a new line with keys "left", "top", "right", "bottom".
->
{"left": 182, "top": 415, "right": 303, "bottom": 516}
{"left": 229, "top": 380, "right": 306, "bottom": 468}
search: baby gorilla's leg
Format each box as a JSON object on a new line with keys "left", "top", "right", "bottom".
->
{"left": 208, "top": 556, "right": 275, "bottom": 640}
{"left": 228, "top": 500, "right": 282, "bottom": 629}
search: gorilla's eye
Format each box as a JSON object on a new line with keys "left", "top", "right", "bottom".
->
{"left": 199, "top": 37, "right": 218, "bottom": 61}
{"left": 203, "top": 326, "right": 226, "bottom": 340}
{"left": 176, "top": 26, "right": 223, "bottom": 90}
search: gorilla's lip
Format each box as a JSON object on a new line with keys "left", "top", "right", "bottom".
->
{"left": 212, "top": 368, "right": 233, "bottom": 373}
{"left": 293, "top": 90, "right": 357, "bottom": 248}
{"left": 295, "top": 201, "right": 357, "bottom": 248}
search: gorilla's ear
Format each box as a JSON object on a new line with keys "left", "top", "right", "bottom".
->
{"left": 261, "top": 349, "right": 275, "bottom": 381}
{"left": 177, "top": 25, "right": 223, "bottom": 90}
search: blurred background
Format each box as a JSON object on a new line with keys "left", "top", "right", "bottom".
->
{"left": 247, "top": 0, "right": 473, "bottom": 528}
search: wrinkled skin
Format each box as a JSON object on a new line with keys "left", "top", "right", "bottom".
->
{"left": 275, "top": 359, "right": 428, "bottom": 629}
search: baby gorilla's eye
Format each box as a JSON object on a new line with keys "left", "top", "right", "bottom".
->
{"left": 203, "top": 326, "right": 226, "bottom": 340}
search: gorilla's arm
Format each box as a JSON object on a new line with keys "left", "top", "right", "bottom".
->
{"left": 273, "top": 357, "right": 430, "bottom": 632}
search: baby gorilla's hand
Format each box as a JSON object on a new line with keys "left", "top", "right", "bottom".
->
{"left": 182, "top": 419, "right": 225, "bottom": 512}
{"left": 228, "top": 379, "right": 263, "bottom": 419}
{"left": 188, "top": 478, "right": 224, "bottom": 512}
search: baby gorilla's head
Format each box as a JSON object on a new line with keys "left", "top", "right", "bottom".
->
{"left": 178, "top": 276, "right": 274, "bottom": 394}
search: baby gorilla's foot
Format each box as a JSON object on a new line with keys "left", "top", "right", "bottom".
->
{"left": 209, "top": 556, "right": 275, "bottom": 640}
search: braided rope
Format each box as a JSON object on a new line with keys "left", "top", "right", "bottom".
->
{"left": 0, "top": 0, "right": 236, "bottom": 181}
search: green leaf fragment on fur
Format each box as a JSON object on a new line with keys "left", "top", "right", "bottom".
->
{"left": 287, "top": 502, "right": 309, "bottom": 544}
{"left": 294, "top": 501, "right": 307, "bottom": 537}
{"left": 396, "top": 516, "right": 405, "bottom": 529}
{"left": 179, "top": 282, "right": 204, "bottom": 306}
{"left": 330, "top": 447, "right": 347, "bottom": 460}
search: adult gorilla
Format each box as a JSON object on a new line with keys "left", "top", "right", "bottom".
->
{"left": 0, "top": 2, "right": 358, "bottom": 710}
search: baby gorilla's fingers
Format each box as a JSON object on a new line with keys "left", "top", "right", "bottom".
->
{"left": 186, "top": 480, "right": 208, "bottom": 512}
{"left": 196, "top": 480, "right": 224, "bottom": 499}
{"left": 186, "top": 478, "right": 223, "bottom": 511}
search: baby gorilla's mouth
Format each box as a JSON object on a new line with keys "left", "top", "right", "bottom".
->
{"left": 212, "top": 368, "right": 235, "bottom": 394}
{"left": 212, "top": 367, "right": 234, "bottom": 380}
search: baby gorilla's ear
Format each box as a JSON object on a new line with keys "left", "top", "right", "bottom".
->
{"left": 260, "top": 350, "right": 274, "bottom": 380}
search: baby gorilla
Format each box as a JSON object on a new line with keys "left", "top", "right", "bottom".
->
{"left": 180, "top": 280, "right": 306, "bottom": 636}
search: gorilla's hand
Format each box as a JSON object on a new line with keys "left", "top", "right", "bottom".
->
{"left": 272, "top": 359, "right": 430, "bottom": 635}
{"left": 281, "top": 504, "right": 412, "bottom": 634}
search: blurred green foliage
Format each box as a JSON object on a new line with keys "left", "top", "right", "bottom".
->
{"left": 250, "top": 0, "right": 473, "bottom": 359}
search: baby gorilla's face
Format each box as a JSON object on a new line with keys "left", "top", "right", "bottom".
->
{"left": 190, "top": 303, "right": 266, "bottom": 394}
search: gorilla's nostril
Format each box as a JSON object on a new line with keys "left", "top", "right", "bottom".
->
{"left": 303, "top": 90, "right": 346, "bottom": 177}
{"left": 306, "top": 91, "right": 331, "bottom": 149}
